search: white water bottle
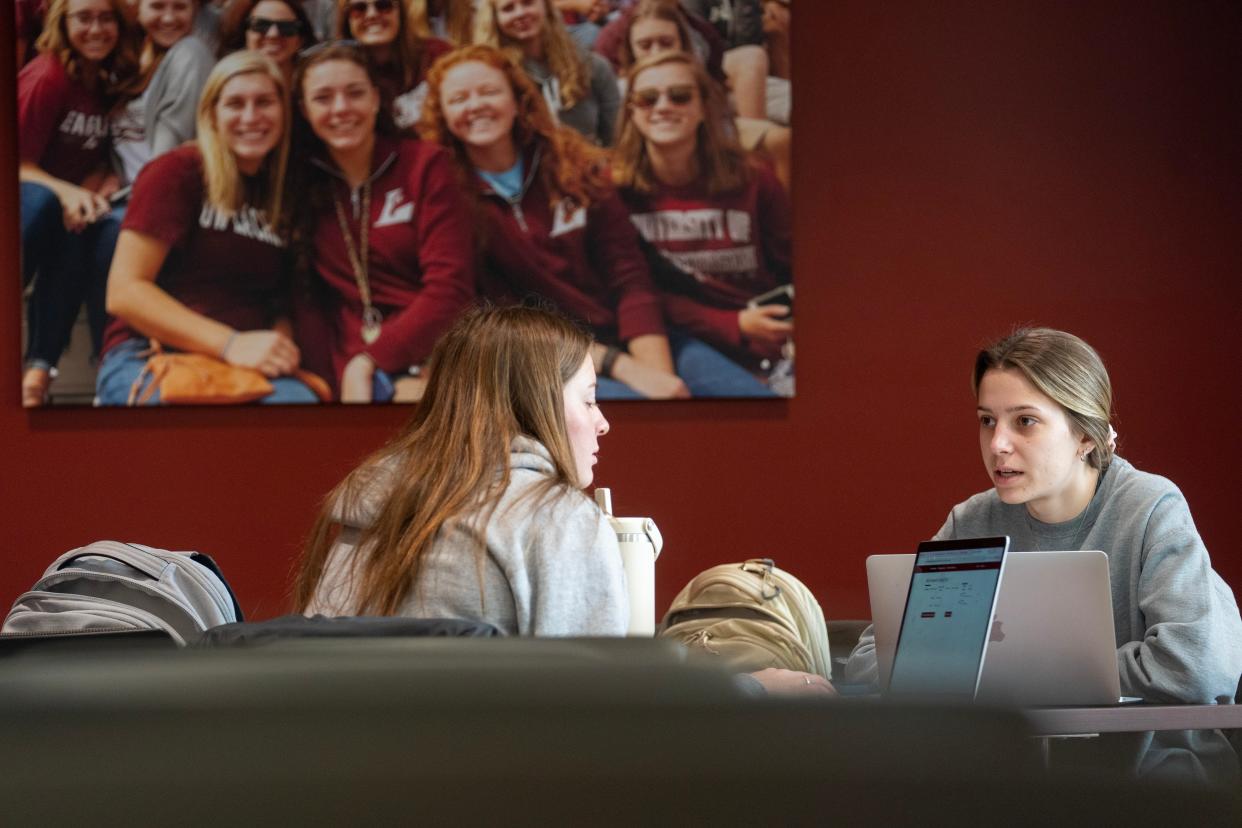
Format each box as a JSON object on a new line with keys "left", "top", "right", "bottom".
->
{"left": 594, "top": 488, "right": 663, "bottom": 636}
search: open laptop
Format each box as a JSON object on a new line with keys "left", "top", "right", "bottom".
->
{"left": 867, "top": 550, "right": 1124, "bottom": 706}
{"left": 886, "top": 537, "right": 1009, "bottom": 701}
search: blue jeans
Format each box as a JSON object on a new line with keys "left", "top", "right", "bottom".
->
{"left": 21, "top": 181, "right": 62, "bottom": 289}
{"left": 595, "top": 331, "right": 776, "bottom": 400}
{"left": 372, "top": 369, "right": 395, "bottom": 403}
{"left": 96, "top": 339, "right": 322, "bottom": 406}
{"left": 21, "top": 182, "right": 119, "bottom": 370}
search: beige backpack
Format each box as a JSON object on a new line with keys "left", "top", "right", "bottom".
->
{"left": 659, "top": 559, "right": 832, "bottom": 679}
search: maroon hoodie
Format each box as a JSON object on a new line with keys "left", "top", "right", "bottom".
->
{"left": 475, "top": 145, "right": 666, "bottom": 345}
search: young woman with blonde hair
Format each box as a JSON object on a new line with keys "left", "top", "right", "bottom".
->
{"left": 846, "top": 328, "right": 1242, "bottom": 784}
{"left": 614, "top": 51, "right": 791, "bottom": 388}
{"left": 98, "top": 51, "right": 322, "bottom": 405}
{"left": 473, "top": 0, "right": 619, "bottom": 145}
{"left": 295, "top": 304, "right": 626, "bottom": 634}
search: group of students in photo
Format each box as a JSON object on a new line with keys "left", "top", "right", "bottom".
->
{"left": 16, "top": 0, "right": 795, "bottom": 405}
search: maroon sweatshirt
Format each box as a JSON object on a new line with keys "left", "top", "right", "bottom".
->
{"left": 475, "top": 146, "right": 666, "bottom": 345}
{"left": 305, "top": 135, "right": 476, "bottom": 384}
{"left": 618, "top": 163, "right": 791, "bottom": 362}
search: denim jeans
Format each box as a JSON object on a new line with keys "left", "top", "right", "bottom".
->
{"left": 21, "top": 183, "right": 119, "bottom": 370}
{"left": 595, "top": 330, "right": 776, "bottom": 400}
{"left": 20, "top": 181, "right": 62, "bottom": 289}
{"left": 96, "top": 339, "right": 322, "bottom": 406}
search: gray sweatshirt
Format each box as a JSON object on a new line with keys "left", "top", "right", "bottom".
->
{"left": 523, "top": 49, "right": 620, "bottom": 147}
{"left": 306, "top": 436, "right": 629, "bottom": 637}
{"left": 846, "top": 456, "right": 1242, "bottom": 785}
{"left": 143, "top": 35, "right": 214, "bottom": 159}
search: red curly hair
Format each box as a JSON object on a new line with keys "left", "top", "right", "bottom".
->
{"left": 419, "top": 44, "right": 608, "bottom": 210}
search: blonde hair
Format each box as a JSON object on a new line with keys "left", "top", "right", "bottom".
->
{"left": 472, "top": 0, "right": 587, "bottom": 109}
{"left": 973, "top": 328, "right": 1115, "bottom": 472}
{"left": 293, "top": 305, "right": 594, "bottom": 616}
{"left": 612, "top": 51, "right": 750, "bottom": 196}
{"left": 195, "top": 51, "right": 290, "bottom": 220}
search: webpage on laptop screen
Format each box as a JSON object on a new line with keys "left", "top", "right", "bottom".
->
{"left": 888, "top": 546, "right": 1005, "bottom": 696}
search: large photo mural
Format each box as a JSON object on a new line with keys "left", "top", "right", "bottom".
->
{"left": 16, "top": 0, "right": 793, "bottom": 406}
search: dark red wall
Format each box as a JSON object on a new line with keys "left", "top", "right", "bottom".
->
{"left": 3, "top": 3, "right": 1239, "bottom": 620}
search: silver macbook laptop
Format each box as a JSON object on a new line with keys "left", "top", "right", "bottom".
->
{"left": 867, "top": 550, "right": 1123, "bottom": 706}
{"left": 886, "top": 537, "right": 1009, "bottom": 701}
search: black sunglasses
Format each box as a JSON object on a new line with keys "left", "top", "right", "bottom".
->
{"left": 347, "top": 0, "right": 397, "bottom": 16}
{"left": 247, "top": 17, "right": 304, "bottom": 37}
{"left": 630, "top": 84, "right": 696, "bottom": 109}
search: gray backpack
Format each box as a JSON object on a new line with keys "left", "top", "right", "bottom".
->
{"left": 659, "top": 558, "right": 832, "bottom": 679}
{"left": 2, "top": 541, "right": 242, "bottom": 646}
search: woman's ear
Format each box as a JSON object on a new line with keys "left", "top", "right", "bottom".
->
{"left": 1077, "top": 432, "right": 1097, "bottom": 462}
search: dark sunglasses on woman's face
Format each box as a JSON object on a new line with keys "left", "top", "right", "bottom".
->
{"left": 348, "top": 0, "right": 396, "bottom": 17}
{"left": 630, "top": 84, "right": 696, "bottom": 109}
{"left": 247, "top": 17, "right": 304, "bottom": 37}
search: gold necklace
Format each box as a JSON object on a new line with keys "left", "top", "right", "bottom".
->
{"left": 332, "top": 181, "right": 382, "bottom": 345}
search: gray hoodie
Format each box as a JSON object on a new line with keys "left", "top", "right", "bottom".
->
{"left": 307, "top": 436, "right": 629, "bottom": 636}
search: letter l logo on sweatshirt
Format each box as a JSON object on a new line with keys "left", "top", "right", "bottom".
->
{"left": 375, "top": 189, "right": 415, "bottom": 227}
{"left": 550, "top": 199, "right": 587, "bottom": 237}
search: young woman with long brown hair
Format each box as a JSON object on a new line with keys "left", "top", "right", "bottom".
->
{"left": 614, "top": 51, "right": 791, "bottom": 391}
{"left": 295, "top": 302, "right": 836, "bottom": 702}
{"left": 335, "top": 0, "right": 453, "bottom": 127}
{"left": 295, "top": 304, "right": 626, "bottom": 634}
{"left": 289, "top": 42, "right": 475, "bottom": 402}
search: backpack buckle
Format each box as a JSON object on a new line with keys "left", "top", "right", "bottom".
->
{"left": 741, "top": 559, "right": 781, "bottom": 601}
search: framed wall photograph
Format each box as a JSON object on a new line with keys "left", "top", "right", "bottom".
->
{"left": 15, "top": 0, "right": 794, "bottom": 406}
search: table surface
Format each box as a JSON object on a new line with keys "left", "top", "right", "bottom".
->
{"left": 1023, "top": 703, "right": 1242, "bottom": 736}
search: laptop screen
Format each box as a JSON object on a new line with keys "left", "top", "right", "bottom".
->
{"left": 887, "top": 537, "right": 1009, "bottom": 699}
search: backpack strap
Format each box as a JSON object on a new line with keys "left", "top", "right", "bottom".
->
{"left": 663, "top": 605, "right": 775, "bottom": 628}
{"left": 187, "top": 551, "right": 244, "bottom": 622}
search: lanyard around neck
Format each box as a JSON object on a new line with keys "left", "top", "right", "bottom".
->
{"left": 332, "top": 181, "right": 383, "bottom": 346}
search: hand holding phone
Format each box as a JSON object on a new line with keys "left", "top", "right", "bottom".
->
{"left": 747, "top": 284, "right": 794, "bottom": 315}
